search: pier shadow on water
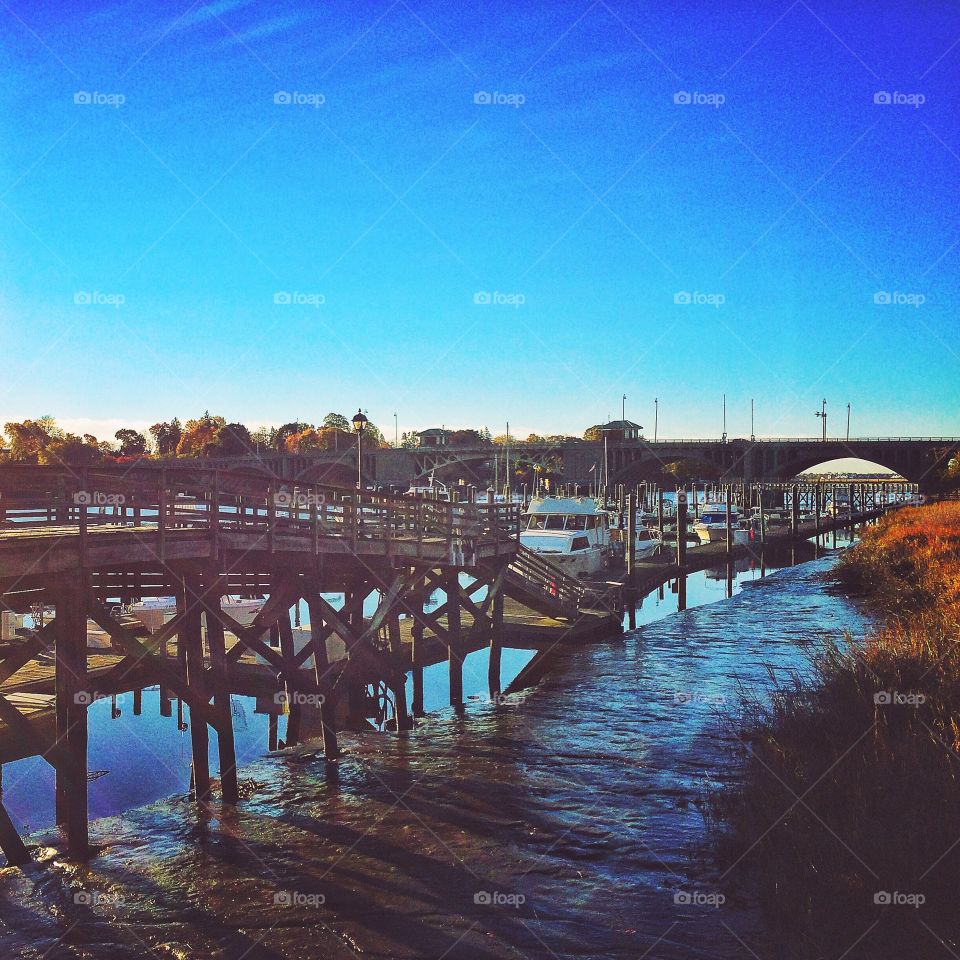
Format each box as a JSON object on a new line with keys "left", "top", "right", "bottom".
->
{"left": 0, "top": 537, "right": 879, "bottom": 959}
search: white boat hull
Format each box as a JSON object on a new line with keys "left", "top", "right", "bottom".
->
{"left": 131, "top": 597, "right": 266, "bottom": 634}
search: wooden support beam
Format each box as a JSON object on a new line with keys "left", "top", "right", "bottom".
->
{"left": 386, "top": 610, "right": 411, "bottom": 731}
{"left": 53, "top": 579, "right": 88, "bottom": 857}
{"left": 305, "top": 590, "right": 340, "bottom": 761}
{"left": 447, "top": 572, "right": 463, "bottom": 708}
{"left": 488, "top": 567, "right": 505, "bottom": 699}
{"left": 180, "top": 588, "right": 210, "bottom": 803}
{"left": 203, "top": 568, "right": 239, "bottom": 805}
{"left": 277, "top": 608, "right": 302, "bottom": 747}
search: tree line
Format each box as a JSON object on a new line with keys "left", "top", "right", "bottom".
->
{"left": 0, "top": 413, "right": 390, "bottom": 465}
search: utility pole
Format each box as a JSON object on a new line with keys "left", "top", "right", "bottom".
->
{"left": 750, "top": 399, "right": 755, "bottom": 442}
{"left": 654, "top": 398, "right": 658, "bottom": 442}
{"left": 846, "top": 403, "right": 851, "bottom": 442}
{"left": 622, "top": 394, "right": 626, "bottom": 423}
{"left": 815, "top": 398, "right": 827, "bottom": 441}
{"left": 394, "top": 412, "right": 398, "bottom": 448}
{"left": 722, "top": 393, "right": 727, "bottom": 443}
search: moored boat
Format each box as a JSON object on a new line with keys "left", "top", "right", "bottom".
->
{"left": 520, "top": 496, "right": 612, "bottom": 577}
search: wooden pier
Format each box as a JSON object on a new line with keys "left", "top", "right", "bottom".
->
{"left": 0, "top": 464, "right": 901, "bottom": 867}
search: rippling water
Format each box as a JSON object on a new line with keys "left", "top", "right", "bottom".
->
{"left": 0, "top": 548, "right": 871, "bottom": 959}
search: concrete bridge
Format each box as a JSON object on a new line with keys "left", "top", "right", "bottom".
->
{"left": 194, "top": 436, "right": 959, "bottom": 491}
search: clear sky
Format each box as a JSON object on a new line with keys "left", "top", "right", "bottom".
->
{"left": 1, "top": 0, "right": 958, "bottom": 443}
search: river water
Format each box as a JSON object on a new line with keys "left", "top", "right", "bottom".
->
{"left": 0, "top": 539, "right": 871, "bottom": 959}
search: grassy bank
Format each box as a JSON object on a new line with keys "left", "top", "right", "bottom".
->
{"left": 713, "top": 503, "right": 960, "bottom": 959}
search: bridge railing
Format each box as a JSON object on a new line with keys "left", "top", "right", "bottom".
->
{"left": 0, "top": 465, "right": 521, "bottom": 556}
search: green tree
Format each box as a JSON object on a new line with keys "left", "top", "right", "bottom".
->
{"left": 114, "top": 428, "right": 147, "bottom": 457}
{"left": 216, "top": 423, "right": 255, "bottom": 456}
{"left": 149, "top": 419, "right": 182, "bottom": 457}
{"left": 322, "top": 412, "right": 351, "bottom": 432}
{"left": 583, "top": 425, "right": 604, "bottom": 441}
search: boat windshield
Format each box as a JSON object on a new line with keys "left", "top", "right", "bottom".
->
{"left": 526, "top": 514, "right": 589, "bottom": 530}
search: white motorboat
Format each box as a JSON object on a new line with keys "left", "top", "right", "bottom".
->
{"left": 692, "top": 504, "right": 751, "bottom": 545}
{"left": 129, "top": 596, "right": 266, "bottom": 633}
{"left": 520, "top": 496, "right": 612, "bottom": 577}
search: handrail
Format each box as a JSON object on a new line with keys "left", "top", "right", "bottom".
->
{"left": 0, "top": 464, "right": 522, "bottom": 556}
{"left": 506, "top": 545, "right": 584, "bottom": 617}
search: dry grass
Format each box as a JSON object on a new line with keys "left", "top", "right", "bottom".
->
{"left": 713, "top": 504, "right": 960, "bottom": 958}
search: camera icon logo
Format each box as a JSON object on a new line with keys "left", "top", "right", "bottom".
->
{"left": 673, "top": 91, "right": 691, "bottom": 104}
{"left": 73, "top": 490, "right": 93, "bottom": 505}
{"left": 274, "top": 91, "right": 292, "bottom": 105}
{"left": 74, "top": 291, "right": 92, "bottom": 305}
{"left": 473, "top": 91, "right": 491, "bottom": 105}
{"left": 873, "top": 91, "right": 891, "bottom": 105}
{"left": 273, "top": 488, "right": 293, "bottom": 507}
{"left": 273, "top": 291, "right": 292, "bottom": 305}
{"left": 473, "top": 291, "right": 491, "bottom": 305}
{"left": 474, "top": 891, "right": 492, "bottom": 905}
{"left": 873, "top": 291, "right": 891, "bottom": 305}
{"left": 74, "top": 91, "right": 91, "bottom": 105}
{"left": 74, "top": 691, "right": 94, "bottom": 705}
{"left": 873, "top": 691, "right": 892, "bottom": 705}
{"left": 874, "top": 891, "right": 892, "bottom": 904}
{"left": 274, "top": 891, "right": 293, "bottom": 906}
{"left": 673, "top": 291, "right": 692, "bottom": 305}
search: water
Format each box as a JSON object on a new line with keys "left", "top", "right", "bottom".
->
{"left": 0, "top": 544, "right": 872, "bottom": 959}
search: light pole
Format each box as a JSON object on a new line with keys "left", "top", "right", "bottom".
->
{"left": 394, "top": 412, "right": 398, "bottom": 448}
{"left": 654, "top": 398, "right": 658, "bottom": 442}
{"left": 815, "top": 399, "right": 827, "bottom": 441}
{"left": 622, "top": 394, "right": 626, "bottom": 423}
{"left": 750, "top": 398, "right": 755, "bottom": 442}
{"left": 846, "top": 403, "right": 851, "bottom": 442}
{"left": 352, "top": 409, "right": 368, "bottom": 490}
{"left": 722, "top": 393, "right": 727, "bottom": 443}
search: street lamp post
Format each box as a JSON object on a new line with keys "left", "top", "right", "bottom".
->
{"left": 394, "top": 412, "right": 398, "bottom": 448}
{"left": 352, "top": 409, "right": 368, "bottom": 490}
{"left": 846, "top": 403, "right": 851, "bottom": 442}
{"left": 654, "top": 398, "right": 658, "bottom": 442}
{"left": 750, "top": 398, "right": 755, "bottom": 442}
{"left": 622, "top": 394, "right": 626, "bottom": 423}
{"left": 815, "top": 399, "right": 827, "bottom": 441}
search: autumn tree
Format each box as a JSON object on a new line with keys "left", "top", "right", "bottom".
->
{"left": 177, "top": 413, "right": 226, "bottom": 458}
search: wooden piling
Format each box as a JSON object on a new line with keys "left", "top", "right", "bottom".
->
{"left": 54, "top": 579, "right": 89, "bottom": 856}
{"left": 180, "top": 586, "right": 210, "bottom": 803}
{"left": 447, "top": 572, "right": 463, "bottom": 708}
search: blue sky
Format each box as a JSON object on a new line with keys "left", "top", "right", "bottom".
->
{"left": 1, "top": 0, "right": 958, "bottom": 443}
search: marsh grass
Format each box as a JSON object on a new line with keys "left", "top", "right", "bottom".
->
{"left": 712, "top": 504, "right": 960, "bottom": 958}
